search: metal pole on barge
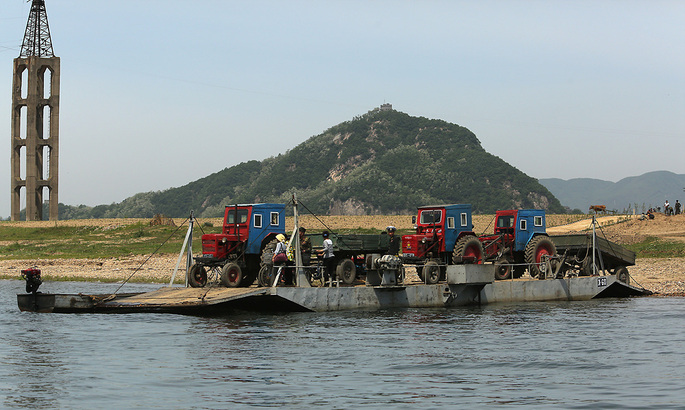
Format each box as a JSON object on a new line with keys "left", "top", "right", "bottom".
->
{"left": 169, "top": 213, "right": 194, "bottom": 287}
{"left": 592, "top": 215, "right": 597, "bottom": 275}
{"left": 186, "top": 212, "right": 194, "bottom": 287}
{"left": 292, "top": 193, "right": 310, "bottom": 287}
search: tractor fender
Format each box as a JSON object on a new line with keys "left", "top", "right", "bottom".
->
{"left": 455, "top": 231, "right": 476, "bottom": 241}
{"left": 450, "top": 231, "right": 477, "bottom": 253}
{"left": 523, "top": 233, "right": 550, "bottom": 248}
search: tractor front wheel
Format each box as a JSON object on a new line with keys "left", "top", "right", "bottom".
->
{"left": 423, "top": 261, "right": 441, "bottom": 284}
{"left": 494, "top": 256, "right": 513, "bottom": 280}
{"left": 221, "top": 262, "right": 243, "bottom": 288}
{"left": 188, "top": 263, "right": 208, "bottom": 288}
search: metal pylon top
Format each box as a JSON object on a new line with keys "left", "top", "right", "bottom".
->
{"left": 19, "top": 0, "right": 55, "bottom": 57}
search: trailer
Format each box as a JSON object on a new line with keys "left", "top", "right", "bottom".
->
{"left": 550, "top": 233, "right": 635, "bottom": 283}
{"left": 309, "top": 232, "right": 391, "bottom": 284}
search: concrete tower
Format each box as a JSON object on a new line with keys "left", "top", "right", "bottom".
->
{"left": 11, "top": 0, "right": 60, "bottom": 221}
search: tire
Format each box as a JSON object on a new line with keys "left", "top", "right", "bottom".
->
{"left": 452, "top": 235, "right": 484, "bottom": 264}
{"left": 494, "top": 256, "right": 512, "bottom": 280}
{"left": 337, "top": 259, "right": 357, "bottom": 285}
{"left": 423, "top": 261, "right": 440, "bottom": 284}
{"left": 258, "top": 264, "right": 273, "bottom": 287}
{"left": 188, "top": 263, "right": 208, "bottom": 288}
{"left": 221, "top": 262, "right": 242, "bottom": 288}
{"left": 614, "top": 266, "right": 630, "bottom": 284}
{"left": 260, "top": 238, "right": 279, "bottom": 266}
{"left": 524, "top": 236, "right": 556, "bottom": 278}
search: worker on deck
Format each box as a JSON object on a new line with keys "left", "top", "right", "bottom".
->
{"left": 319, "top": 231, "right": 335, "bottom": 283}
{"left": 299, "top": 227, "right": 312, "bottom": 266}
{"left": 386, "top": 226, "right": 400, "bottom": 256}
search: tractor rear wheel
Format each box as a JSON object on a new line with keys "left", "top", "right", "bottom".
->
{"left": 452, "top": 235, "right": 484, "bottom": 264}
{"left": 524, "top": 236, "right": 556, "bottom": 278}
{"left": 221, "top": 262, "right": 242, "bottom": 288}
{"left": 423, "top": 261, "right": 440, "bottom": 284}
{"left": 494, "top": 256, "right": 513, "bottom": 280}
{"left": 337, "top": 259, "right": 357, "bottom": 285}
{"left": 188, "top": 263, "right": 208, "bottom": 288}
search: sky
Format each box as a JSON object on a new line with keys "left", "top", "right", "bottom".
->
{"left": 0, "top": 0, "right": 683, "bottom": 218}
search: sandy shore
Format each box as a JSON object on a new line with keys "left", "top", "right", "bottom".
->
{"left": 2, "top": 254, "right": 684, "bottom": 296}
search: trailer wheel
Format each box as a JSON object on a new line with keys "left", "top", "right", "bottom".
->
{"left": 424, "top": 261, "right": 441, "bottom": 284}
{"left": 614, "top": 266, "right": 630, "bottom": 284}
{"left": 524, "top": 236, "right": 556, "bottom": 278}
{"left": 337, "top": 259, "right": 357, "bottom": 285}
{"left": 494, "top": 256, "right": 512, "bottom": 280}
{"left": 188, "top": 263, "right": 208, "bottom": 288}
{"left": 221, "top": 262, "right": 242, "bottom": 288}
{"left": 453, "top": 235, "right": 484, "bottom": 264}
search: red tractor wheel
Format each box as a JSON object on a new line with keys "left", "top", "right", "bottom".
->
{"left": 452, "top": 235, "right": 484, "bottom": 264}
{"left": 423, "top": 261, "right": 441, "bottom": 284}
{"left": 524, "top": 236, "right": 556, "bottom": 278}
{"left": 188, "top": 263, "right": 208, "bottom": 288}
{"left": 494, "top": 256, "right": 513, "bottom": 280}
{"left": 221, "top": 262, "right": 243, "bottom": 288}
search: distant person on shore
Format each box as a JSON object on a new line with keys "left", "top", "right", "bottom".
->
{"left": 664, "top": 200, "right": 670, "bottom": 215}
{"left": 676, "top": 200, "right": 681, "bottom": 215}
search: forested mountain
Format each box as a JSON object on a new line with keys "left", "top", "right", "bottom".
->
{"left": 540, "top": 171, "right": 685, "bottom": 212}
{"left": 58, "top": 108, "right": 565, "bottom": 218}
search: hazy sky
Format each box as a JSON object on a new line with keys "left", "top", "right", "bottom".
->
{"left": 1, "top": 0, "right": 683, "bottom": 218}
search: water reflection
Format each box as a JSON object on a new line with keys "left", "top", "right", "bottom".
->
{"left": 2, "top": 281, "right": 685, "bottom": 408}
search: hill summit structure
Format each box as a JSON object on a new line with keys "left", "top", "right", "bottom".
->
{"left": 11, "top": 0, "right": 60, "bottom": 221}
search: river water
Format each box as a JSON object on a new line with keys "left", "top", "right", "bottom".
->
{"left": 1, "top": 279, "right": 684, "bottom": 409}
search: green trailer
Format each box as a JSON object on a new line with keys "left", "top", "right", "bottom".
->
{"left": 309, "top": 232, "right": 391, "bottom": 284}
{"left": 550, "top": 233, "right": 635, "bottom": 283}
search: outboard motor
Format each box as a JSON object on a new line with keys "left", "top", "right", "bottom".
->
{"left": 21, "top": 267, "right": 42, "bottom": 294}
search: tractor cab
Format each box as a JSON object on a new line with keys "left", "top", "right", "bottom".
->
{"left": 402, "top": 204, "right": 474, "bottom": 263}
{"left": 493, "top": 209, "right": 547, "bottom": 252}
{"left": 200, "top": 203, "right": 285, "bottom": 261}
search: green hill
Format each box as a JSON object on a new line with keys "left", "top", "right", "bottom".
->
{"left": 58, "top": 108, "right": 565, "bottom": 218}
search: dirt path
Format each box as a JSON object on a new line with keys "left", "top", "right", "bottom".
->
{"left": 546, "top": 215, "right": 633, "bottom": 234}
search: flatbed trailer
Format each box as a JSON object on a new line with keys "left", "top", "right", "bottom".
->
{"left": 550, "top": 233, "right": 635, "bottom": 282}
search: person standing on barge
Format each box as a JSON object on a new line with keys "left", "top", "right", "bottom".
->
{"left": 386, "top": 226, "right": 400, "bottom": 256}
{"left": 319, "top": 231, "right": 335, "bottom": 283}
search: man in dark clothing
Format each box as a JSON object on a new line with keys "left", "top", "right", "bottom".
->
{"left": 299, "top": 227, "right": 312, "bottom": 266}
{"left": 676, "top": 200, "right": 681, "bottom": 215}
{"left": 386, "top": 226, "right": 400, "bottom": 256}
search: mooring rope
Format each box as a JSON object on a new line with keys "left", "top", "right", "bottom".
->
{"left": 109, "top": 217, "right": 189, "bottom": 296}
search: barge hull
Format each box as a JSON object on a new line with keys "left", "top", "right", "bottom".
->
{"left": 18, "top": 273, "right": 648, "bottom": 314}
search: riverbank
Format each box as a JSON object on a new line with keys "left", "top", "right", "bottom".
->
{"left": 2, "top": 255, "right": 684, "bottom": 296}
